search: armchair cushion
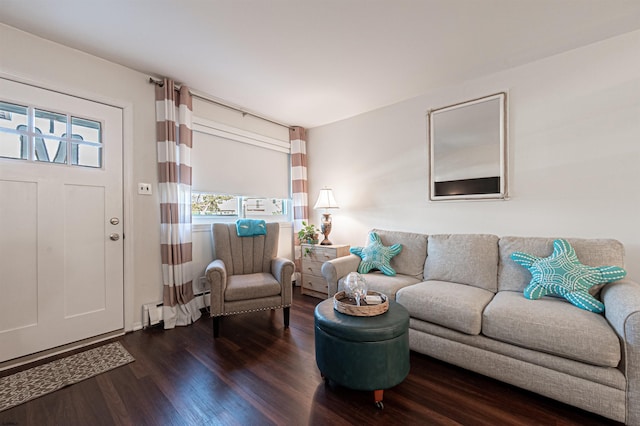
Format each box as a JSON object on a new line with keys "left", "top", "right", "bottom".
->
{"left": 225, "top": 273, "right": 282, "bottom": 302}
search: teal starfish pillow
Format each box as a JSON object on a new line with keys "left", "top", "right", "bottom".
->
{"left": 350, "top": 232, "right": 402, "bottom": 276}
{"left": 511, "top": 239, "right": 626, "bottom": 313}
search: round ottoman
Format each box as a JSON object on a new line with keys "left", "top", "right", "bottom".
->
{"left": 314, "top": 297, "right": 410, "bottom": 408}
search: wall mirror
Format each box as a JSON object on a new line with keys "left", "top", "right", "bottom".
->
{"left": 428, "top": 92, "right": 507, "bottom": 201}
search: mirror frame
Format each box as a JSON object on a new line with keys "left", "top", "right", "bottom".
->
{"left": 428, "top": 92, "right": 508, "bottom": 201}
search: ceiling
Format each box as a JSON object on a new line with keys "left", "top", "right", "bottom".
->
{"left": 2, "top": 1, "right": 640, "bottom": 128}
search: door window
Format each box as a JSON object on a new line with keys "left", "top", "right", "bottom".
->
{"left": 0, "top": 101, "right": 102, "bottom": 168}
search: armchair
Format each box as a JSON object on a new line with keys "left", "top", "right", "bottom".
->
{"left": 205, "top": 222, "right": 295, "bottom": 338}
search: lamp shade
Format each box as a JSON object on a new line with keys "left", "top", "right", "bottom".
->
{"left": 313, "top": 188, "right": 339, "bottom": 210}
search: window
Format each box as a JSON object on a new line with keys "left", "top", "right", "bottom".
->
{"left": 0, "top": 100, "right": 102, "bottom": 168}
{"left": 190, "top": 114, "right": 291, "bottom": 225}
{"left": 192, "top": 192, "right": 290, "bottom": 223}
{"left": 192, "top": 193, "right": 238, "bottom": 217}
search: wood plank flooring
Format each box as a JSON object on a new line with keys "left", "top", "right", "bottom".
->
{"left": 1, "top": 287, "right": 622, "bottom": 425}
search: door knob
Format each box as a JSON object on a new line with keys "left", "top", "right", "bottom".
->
{"left": 109, "top": 233, "right": 120, "bottom": 241}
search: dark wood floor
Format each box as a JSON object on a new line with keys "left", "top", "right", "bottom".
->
{"left": 1, "top": 287, "right": 621, "bottom": 425}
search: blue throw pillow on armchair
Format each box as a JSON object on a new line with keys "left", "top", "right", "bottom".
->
{"left": 236, "top": 219, "right": 267, "bottom": 237}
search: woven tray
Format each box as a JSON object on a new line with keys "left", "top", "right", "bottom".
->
{"left": 333, "top": 291, "right": 389, "bottom": 317}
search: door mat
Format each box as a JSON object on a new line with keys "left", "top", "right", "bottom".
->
{"left": 0, "top": 342, "right": 134, "bottom": 412}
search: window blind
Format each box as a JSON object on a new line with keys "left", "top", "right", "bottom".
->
{"left": 191, "top": 122, "right": 290, "bottom": 200}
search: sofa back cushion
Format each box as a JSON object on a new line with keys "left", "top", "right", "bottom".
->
{"left": 424, "top": 234, "right": 499, "bottom": 292}
{"left": 370, "top": 229, "right": 428, "bottom": 280}
{"left": 498, "top": 236, "right": 625, "bottom": 292}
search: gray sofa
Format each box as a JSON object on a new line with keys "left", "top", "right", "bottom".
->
{"left": 321, "top": 229, "right": 640, "bottom": 424}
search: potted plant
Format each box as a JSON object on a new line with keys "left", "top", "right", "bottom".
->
{"left": 298, "top": 221, "right": 319, "bottom": 245}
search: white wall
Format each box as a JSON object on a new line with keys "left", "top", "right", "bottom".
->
{"left": 1, "top": 24, "right": 292, "bottom": 330}
{"left": 307, "top": 30, "right": 640, "bottom": 282}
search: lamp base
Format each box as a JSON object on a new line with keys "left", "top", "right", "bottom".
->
{"left": 320, "top": 238, "right": 333, "bottom": 246}
{"left": 320, "top": 213, "right": 333, "bottom": 246}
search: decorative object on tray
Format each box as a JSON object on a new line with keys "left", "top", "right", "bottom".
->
{"left": 333, "top": 290, "right": 389, "bottom": 316}
{"left": 343, "top": 272, "right": 368, "bottom": 306}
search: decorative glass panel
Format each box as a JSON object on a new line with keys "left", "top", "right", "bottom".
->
{"left": 0, "top": 130, "right": 25, "bottom": 160}
{"left": 34, "top": 137, "right": 61, "bottom": 163}
{"left": 73, "top": 142, "right": 102, "bottom": 168}
{"left": 0, "top": 102, "right": 28, "bottom": 131}
{"left": 35, "top": 109, "right": 66, "bottom": 139}
{"left": 52, "top": 140, "right": 67, "bottom": 163}
{"left": 71, "top": 117, "right": 101, "bottom": 144}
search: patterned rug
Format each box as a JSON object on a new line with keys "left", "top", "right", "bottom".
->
{"left": 0, "top": 342, "right": 134, "bottom": 412}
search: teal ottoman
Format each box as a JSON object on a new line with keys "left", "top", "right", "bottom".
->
{"left": 314, "top": 298, "right": 410, "bottom": 409}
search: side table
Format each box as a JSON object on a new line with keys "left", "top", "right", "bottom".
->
{"left": 301, "top": 244, "right": 350, "bottom": 299}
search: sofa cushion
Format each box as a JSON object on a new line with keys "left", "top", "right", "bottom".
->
{"left": 424, "top": 234, "right": 499, "bottom": 292}
{"left": 482, "top": 291, "right": 621, "bottom": 367}
{"left": 498, "top": 237, "right": 625, "bottom": 293}
{"left": 512, "top": 239, "right": 627, "bottom": 313}
{"left": 339, "top": 272, "right": 420, "bottom": 300}
{"left": 371, "top": 229, "right": 428, "bottom": 280}
{"left": 350, "top": 232, "right": 403, "bottom": 276}
{"left": 396, "top": 280, "right": 495, "bottom": 335}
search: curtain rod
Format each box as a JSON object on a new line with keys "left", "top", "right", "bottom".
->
{"left": 149, "top": 77, "right": 291, "bottom": 130}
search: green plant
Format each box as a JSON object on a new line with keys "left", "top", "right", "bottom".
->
{"left": 297, "top": 221, "right": 319, "bottom": 245}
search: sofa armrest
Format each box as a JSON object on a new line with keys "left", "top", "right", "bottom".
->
{"left": 321, "top": 254, "right": 361, "bottom": 297}
{"left": 601, "top": 279, "right": 640, "bottom": 424}
{"left": 272, "top": 257, "right": 295, "bottom": 306}
{"left": 205, "top": 259, "right": 227, "bottom": 317}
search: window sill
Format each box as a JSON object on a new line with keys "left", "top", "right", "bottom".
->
{"left": 193, "top": 221, "right": 292, "bottom": 233}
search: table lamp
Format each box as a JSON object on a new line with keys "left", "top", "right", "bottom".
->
{"left": 313, "top": 187, "right": 339, "bottom": 245}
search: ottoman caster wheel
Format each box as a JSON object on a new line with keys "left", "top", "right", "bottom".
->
{"left": 374, "top": 390, "right": 384, "bottom": 409}
{"left": 321, "top": 374, "right": 336, "bottom": 389}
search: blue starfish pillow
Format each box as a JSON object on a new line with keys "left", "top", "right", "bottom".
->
{"left": 511, "top": 239, "right": 626, "bottom": 313}
{"left": 350, "top": 232, "right": 402, "bottom": 276}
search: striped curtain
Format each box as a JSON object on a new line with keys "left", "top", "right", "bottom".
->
{"left": 155, "top": 79, "right": 201, "bottom": 329}
{"left": 290, "top": 126, "right": 309, "bottom": 278}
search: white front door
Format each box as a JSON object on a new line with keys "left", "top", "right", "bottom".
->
{"left": 0, "top": 78, "right": 124, "bottom": 363}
